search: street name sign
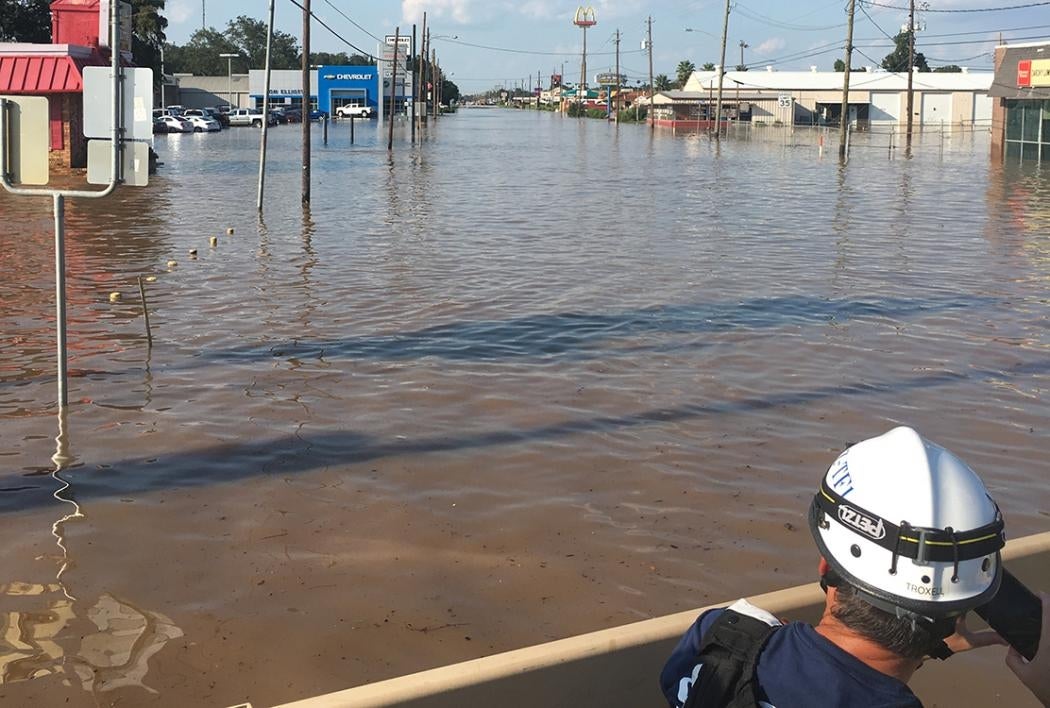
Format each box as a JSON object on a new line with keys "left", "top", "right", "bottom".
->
{"left": 83, "top": 67, "right": 154, "bottom": 142}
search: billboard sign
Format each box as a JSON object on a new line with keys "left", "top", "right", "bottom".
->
{"left": 595, "top": 73, "right": 626, "bottom": 86}
{"left": 0, "top": 96, "right": 49, "bottom": 186}
{"left": 98, "top": 0, "right": 133, "bottom": 53}
{"left": 83, "top": 67, "right": 154, "bottom": 142}
{"left": 1018, "top": 59, "right": 1050, "bottom": 87}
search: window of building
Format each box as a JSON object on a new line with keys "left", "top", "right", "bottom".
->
{"left": 1004, "top": 99, "right": 1050, "bottom": 162}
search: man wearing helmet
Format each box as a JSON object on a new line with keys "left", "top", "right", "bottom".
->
{"left": 660, "top": 426, "right": 1029, "bottom": 708}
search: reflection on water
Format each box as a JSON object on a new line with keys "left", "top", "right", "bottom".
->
{"left": 0, "top": 409, "right": 182, "bottom": 696}
{"left": 0, "top": 113, "right": 1047, "bottom": 705}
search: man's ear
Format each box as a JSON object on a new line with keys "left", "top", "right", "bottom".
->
{"left": 819, "top": 557, "right": 830, "bottom": 576}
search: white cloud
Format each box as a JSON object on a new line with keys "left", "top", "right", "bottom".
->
{"left": 756, "top": 37, "right": 786, "bottom": 55}
{"left": 402, "top": 0, "right": 475, "bottom": 24}
{"left": 168, "top": 0, "right": 193, "bottom": 25}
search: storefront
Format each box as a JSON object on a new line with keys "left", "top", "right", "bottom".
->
{"left": 316, "top": 66, "right": 380, "bottom": 115}
{"left": 991, "top": 42, "right": 1050, "bottom": 163}
{"left": 247, "top": 69, "right": 318, "bottom": 112}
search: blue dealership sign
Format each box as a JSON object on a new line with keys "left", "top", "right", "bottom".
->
{"left": 317, "top": 65, "right": 380, "bottom": 115}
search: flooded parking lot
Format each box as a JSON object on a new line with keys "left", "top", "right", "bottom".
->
{"left": 0, "top": 111, "right": 1047, "bottom": 706}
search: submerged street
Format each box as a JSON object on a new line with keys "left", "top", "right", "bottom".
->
{"left": 0, "top": 111, "right": 1048, "bottom": 705}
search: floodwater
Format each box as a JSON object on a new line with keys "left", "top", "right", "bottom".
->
{"left": 0, "top": 111, "right": 1047, "bottom": 706}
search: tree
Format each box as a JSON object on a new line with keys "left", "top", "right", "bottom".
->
{"left": 164, "top": 29, "right": 236, "bottom": 76}
{"left": 834, "top": 59, "right": 867, "bottom": 72}
{"left": 0, "top": 0, "right": 50, "bottom": 43}
{"left": 702, "top": 62, "right": 716, "bottom": 71}
{"left": 653, "top": 74, "right": 672, "bottom": 91}
{"left": 226, "top": 15, "right": 299, "bottom": 70}
{"left": 441, "top": 78, "right": 460, "bottom": 103}
{"left": 735, "top": 64, "right": 749, "bottom": 72}
{"left": 881, "top": 30, "right": 929, "bottom": 73}
{"left": 130, "top": 0, "right": 167, "bottom": 85}
{"left": 310, "top": 52, "right": 375, "bottom": 66}
{"left": 933, "top": 64, "right": 963, "bottom": 73}
{"left": 675, "top": 59, "right": 696, "bottom": 88}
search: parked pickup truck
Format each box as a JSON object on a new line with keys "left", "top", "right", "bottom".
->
{"left": 228, "top": 108, "right": 277, "bottom": 127}
{"left": 335, "top": 104, "right": 374, "bottom": 119}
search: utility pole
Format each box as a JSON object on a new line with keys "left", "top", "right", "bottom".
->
{"left": 389, "top": 26, "right": 399, "bottom": 151}
{"left": 431, "top": 47, "right": 438, "bottom": 121}
{"left": 714, "top": 0, "right": 730, "bottom": 138}
{"left": 581, "top": 27, "right": 588, "bottom": 107}
{"left": 420, "top": 13, "right": 427, "bottom": 127}
{"left": 647, "top": 16, "right": 654, "bottom": 130}
{"left": 905, "top": 0, "right": 915, "bottom": 155}
{"left": 614, "top": 28, "right": 621, "bottom": 123}
{"left": 202, "top": 0, "right": 205, "bottom": 30}
{"left": 411, "top": 24, "right": 417, "bottom": 142}
{"left": 257, "top": 0, "right": 275, "bottom": 212}
{"left": 301, "top": 0, "right": 311, "bottom": 205}
{"left": 839, "top": 0, "right": 856, "bottom": 160}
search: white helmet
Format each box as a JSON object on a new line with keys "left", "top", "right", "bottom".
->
{"left": 809, "top": 426, "right": 1005, "bottom": 624}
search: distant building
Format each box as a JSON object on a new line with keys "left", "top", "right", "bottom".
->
{"left": 648, "top": 67, "right": 993, "bottom": 131}
{"left": 989, "top": 42, "right": 1050, "bottom": 163}
{"left": 170, "top": 74, "right": 250, "bottom": 110}
{"left": 0, "top": 0, "right": 118, "bottom": 171}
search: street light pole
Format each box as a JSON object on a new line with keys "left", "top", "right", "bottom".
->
{"left": 220, "top": 53, "right": 238, "bottom": 109}
{"left": 160, "top": 44, "right": 166, "bottom": 108}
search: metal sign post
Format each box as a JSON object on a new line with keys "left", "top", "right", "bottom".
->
{"left": 0, "top": 1, "right": 140, "bottom": 409}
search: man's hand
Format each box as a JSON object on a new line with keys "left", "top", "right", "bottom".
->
{"left": 1005, "top": 592, "right": 1050, "bottom": 707}
{"left": 943, "top": 613, "right": 1008, "bottom": 654}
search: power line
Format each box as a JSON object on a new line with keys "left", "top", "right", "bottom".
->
{"left": 321, "top": 0, "right": 382, "bottom": 43}
{"left": 863, "top": 0, "right": 1050, "bottom": 11}
{"left": 734, "top": 2, "right": 847, "bottom": 31}
{"left": 284, "top": 0, "right": 377, "bottom": 60}
{"left": 434, "top": 36, "right": 645, "bottom": 57}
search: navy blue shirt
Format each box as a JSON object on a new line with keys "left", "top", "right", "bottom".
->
{"left": 661, "top": 605, "right": 923, "bottom": 708}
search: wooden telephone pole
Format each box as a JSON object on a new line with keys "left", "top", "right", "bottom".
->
{"left": 714, "top": 0, "right": 730, "bottom": 138}
{"left": 647, "top": 16, "right": 654, "bottom": 129}
{"left": 839, "top": 0, "right": 856, "bottom": 159}
{"left": 614, "top": 29, "right": 621, "bottom": 122}
{"left": 389, "top": 27, "right": 399, "bottom": 151}
{"left": 905, "top": 0, "right": 916, "bottom": 155}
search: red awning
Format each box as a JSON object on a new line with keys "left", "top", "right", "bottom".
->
{"left": 0, "top": 55, "right": 99, "bottom": 94}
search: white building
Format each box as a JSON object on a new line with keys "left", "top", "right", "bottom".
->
{"left": 650, "top": 67, "right": 994, "bottom": 129}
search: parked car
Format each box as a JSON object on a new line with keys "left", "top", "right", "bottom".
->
{"left": 183, "top": 114, "right": 221, "bottom": 132}
{"left": 165, "top": 104, "right": 186, "bottom": 116}
{"left": 157, "top": 114, "right": 192, "bottom": 133}
{"left": 309, "top": 109, "right": 327, "bottom": 121}
{"left": 270, "top": 107, "right": 289, "bottom": 124}
{"left": 203, "top": 107, "right": 230, "bottom": 127}
{"left": 183, "top": 108, "right": 226, "bottom": 129}
{"left": 228, "top": 108, "right": 278, "bottom": 127}
{"left": 335, "top": 104, "right": 374, "bottom": 119}
{"left": 153, "top": 108, "right": 172, "bottom": 119}
{"left": 153, "top": 116, "right": 170, "bottom": 134}
{"left": 283, "top": 108, "right": 303, "bottom": 123}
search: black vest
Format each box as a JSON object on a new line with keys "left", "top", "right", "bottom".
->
{"left": 682, "top": 609, "right": 779, "bottom": 708}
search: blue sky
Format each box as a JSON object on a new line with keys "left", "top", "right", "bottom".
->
{"left": 164, "top": 1, "right": 1050, "bottom": 90}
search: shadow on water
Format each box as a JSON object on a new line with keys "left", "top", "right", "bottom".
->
{"left": 2, "top": 357, "right": 1046, "bottom": 515}
{"left": 192, "top": 293, "right": 998, "bottom": 364}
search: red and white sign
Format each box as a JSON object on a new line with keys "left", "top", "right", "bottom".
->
{"left": 1018, "top": 59, "right": 1032, "bottom": 87}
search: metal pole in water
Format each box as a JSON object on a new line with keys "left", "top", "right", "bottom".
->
{"left": 322, "top": 114, "right": 328, "bottom": 144}
{"left": 257, "top": 0, "right": 275, "bottom": 212}
{"left": 53, "top": 193, "right": 68, "bottom": 408}
{"left": 138, "top": 276, "right": 153, "bottom": 347}
{"left": 389, "top": 26, "right": 399, "bottom": 151}
{"left": 350, "top": 114, "right": 354, "bottom": 144}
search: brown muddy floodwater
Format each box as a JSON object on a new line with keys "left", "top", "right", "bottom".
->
{"left": 0, "top": 111, "right": 1048, "bottom": 707}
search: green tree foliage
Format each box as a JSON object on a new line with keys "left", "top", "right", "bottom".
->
{"left": 165, "top": 16, "right": 300, "bottom": 74}
{"left": 0, "top": 0, "right": 50, "bottom": 42}
{"left": 310, "top": 52, "right": 374, "bottom": 66}
{"left": 834, "top": 58, "right": 845, "bottom": 72}
{"left": 226, "top": 15, "right": 299, "bottom": 70}
{"left": 702, "top": 62, "right": 716, "bottom": 71}
{"left": 653, "top": 74, "right": 671, "bottom": 91}
{"left": 675, "top": 59, "right": 696, "bottom": 88}
{"left": 933, "top": 64, "right": 963, "bottom": 73}
{"left": 130, "top": 0, "right": 167, "bottom": 85}
{"left": 881, "top": 31, "right": 929, "bottom": 72}
{"left": 441, "top": 78, "right": 461, "bottom": 104}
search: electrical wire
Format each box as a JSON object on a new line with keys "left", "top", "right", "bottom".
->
{"left": 433, "top": 36, "right": 645, "bottom": 57}
{"left": 863, "top": 0, "right": 1050, "bottom": 11}
{"left": 321, "top": 0, "right": 383, "bottom": 44}
{"left": 284, "top": 0, "right": 377, "bottom": 60}
{"left": 734, "top": 2, "right": 848, "bottom": 31}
